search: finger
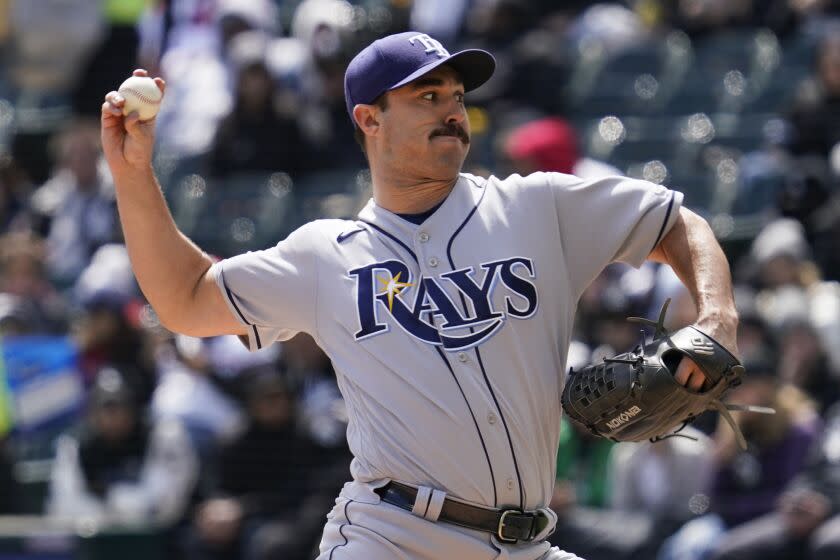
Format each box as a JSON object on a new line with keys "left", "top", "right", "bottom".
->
{"left": 124, "top": 112, "right": 155, "bottom": 140}
{"left": 124, "top": 112, "right": 143, "bottom": 132}
{"left": 101, "top": 101, "right": 123, "bottom": 119}
{"left": 154, "top": 77, "right": 166, "bottom": 95}
{"left": 673, "top": 357, "right": 692, "bottom": 386}
{"left": 687, "top": 369, "right": 706, "bottom": 392}
{"left": 105, "top": 91, "right": 125, "bottom": 108}
{"left": 133, "top": 68, "right": 149, "bottom": 77}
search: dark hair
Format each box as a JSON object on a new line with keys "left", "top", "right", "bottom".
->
{"left": 353, "top": 93, "right": 389, "bottom": 157}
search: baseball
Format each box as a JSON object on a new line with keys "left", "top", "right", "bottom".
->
{"left": 118, "top": 76, "right": 162, "bottom": 121}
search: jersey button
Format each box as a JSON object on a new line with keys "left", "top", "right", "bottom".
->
{"left": 506, "top": 478, "right": 515, "bottom": 490}
{"left": 457, "top": 352, "right": 468, "bottom": 363}
{"left": 487, "top": 412, "right": 497, "bottom": 425}
{"left": 419, "top": 232, "right": 430, "bottom": 243}
{"left": 428, "top": 257, "right": 439, "bottom": 268}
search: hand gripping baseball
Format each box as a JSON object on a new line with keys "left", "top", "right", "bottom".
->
{"left": 101, "top": 69, "right": 166, "bottom": 177}
{"left": 561, "top": 299, "right": 775, "bottom": 450}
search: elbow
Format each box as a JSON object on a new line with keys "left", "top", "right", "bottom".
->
{"left": 650, "top": 207, "right": 713, "bottom": 262}
{"left": 155, "top": 307, "right": 187, "bottom": 335}
{"left": 680, "top": 206, "right": 713, "bottom": 233}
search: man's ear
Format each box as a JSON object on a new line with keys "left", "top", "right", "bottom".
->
{"left": 353, "top": 104, "right": 380, "bottom": 138}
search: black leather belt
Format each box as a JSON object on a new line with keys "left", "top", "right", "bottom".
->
{"left": 374, "top": 481, "right": 550, "bottom": 543}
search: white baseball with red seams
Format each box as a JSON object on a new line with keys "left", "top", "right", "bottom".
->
{"left": 118, "top": 76, "right": 162, "bottom": 121}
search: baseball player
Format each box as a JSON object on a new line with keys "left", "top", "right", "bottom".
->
{"left": 101, "top": 31, "right": 739, "bottom": 560}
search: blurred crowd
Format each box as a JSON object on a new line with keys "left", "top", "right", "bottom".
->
{"left": 0, "top": 0, "right": 838, "bottom": 559}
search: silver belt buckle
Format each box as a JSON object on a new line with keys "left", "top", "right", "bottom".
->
{"left": 497, "top": 509, "right": 522, "bottom": 543}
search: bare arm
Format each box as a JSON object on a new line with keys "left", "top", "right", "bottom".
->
{"left": 648, "top": 206, "right": 739, "bottom": 389}
{"left": 101, "top": 70, "right": 245, "bottom": 337}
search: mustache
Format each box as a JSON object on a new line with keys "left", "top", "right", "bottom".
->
{"left": 430, "top": 123, "right": 469, "bottom": 144}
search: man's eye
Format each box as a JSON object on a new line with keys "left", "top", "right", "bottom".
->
{"left": 456, "top": 93, "right": 465, "bottom": 103}
{"left": 422, "top": 92, "right": 435, "bottom": 101}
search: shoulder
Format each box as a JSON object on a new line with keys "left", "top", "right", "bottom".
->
{"left": 278, "top": 218, "right": 360, "bottom": 248}
{"left": 478, "top": 172, "right": 587, "bottom": 207}
{"left": 485, "top": 171, "right": 583, "bottom": 192}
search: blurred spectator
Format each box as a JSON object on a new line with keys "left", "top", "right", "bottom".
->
{"left": 566, "top": 3, "right": 650, "bottom": 55}
{"left": 460, "top": 1, "right": 572, "bottom": 113}
{"left": 706, "top": 403, "right": 840, "bottom": 559}
{"left": 30, "top": 120, "right": 117, "bottom": 286}
{"left": 576, "top": 262, "right": 659, "bottom": 353}
{"left": 810, "top": 192, "right": 840, "bottom": 282}
{"left": 502, "top": 117, "right": 622, "bottom": 180}
{"left": 281, "top": 333, "right": 346, "bottom": 448}
{"left": 0, "top": 292, "right": 42, "bottom": 335}
{"left": 410, "top": 0, "right": 471, "bottom": 45}
{"left": 750, "top": 217, "right": 813, "bottom": 290}
{"left": 659, "top": 0, "right": 763, "bottom": 37}
{"left": 72, "top": 283, "right": 155, "bottom": 406}
{"left": 747, "top": 218, "right": 840, "bottom": 377}
{"left": 6, "top": 0, "right": 103, "bottom": 95}
{"left": 73, "top": 0, "right": 145, "bottom": 118}
{"left": 47, "top": 367, "right": 197, "bottom": 526}
{"left": 7, "top": 0, "right": 105, "bottom": 184}
{"left": 0, "top": 231, "right": 67, "bottom": 333}
{"left": 0, "top": 155, "right": 32, "bottom": 231}
{"left": 659, "top": 360, "right": 819, "bottom": 560}
{"left": 209, "top": 33, "right": 309, "bottom": 178}
{"left": 733, "top": 299, "right": 778, "bottom": 367}
{"left": 549, "top": 418, "right": 657, "bottom": 560}
{"left": 609, "top": 430, "right": 714, "bottom": 546}
{"left": 150, "top": 0, "right": 278, "bottom": 158}
{"left": 786, "top": 33, "right": 840, "bottom": 159}
{"left": 0, "top": 435, "right": 21, "bottom": 514}
{"left": 151, "top": 334, "right": 250, "bottom": 454}
{"left": 186, "top": 367, "right": 342, "bottom": 560}
{"left": 73, "top": 244, "right": 138, "bottom": 307}
{"left": 284, "top": 0, "right": 366, "bottom": 170}
{"left": 778, "top": 319, "right": 840, "bottom": 414}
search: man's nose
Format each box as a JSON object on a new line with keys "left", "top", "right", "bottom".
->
{"left": 444, "top": 100, "right": 466, "bottom": 125}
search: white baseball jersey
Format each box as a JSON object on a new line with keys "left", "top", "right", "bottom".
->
{"left": 210, "top": 171, "right": 682, "bottom": 559}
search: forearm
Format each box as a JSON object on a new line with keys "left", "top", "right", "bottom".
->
{"left": 113, "top": 165, "right": 213, "bottom": 329}
{"left": 649, "top": 207, "right": 738, "bottom": 329}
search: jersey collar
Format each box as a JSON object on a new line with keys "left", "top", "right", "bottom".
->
{"left": 357, "top": 174, "right": 486, "bottom": 238}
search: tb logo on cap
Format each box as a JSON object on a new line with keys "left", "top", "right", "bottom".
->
{"left": 409, "top": 34, "right": 449, "bottom": 58}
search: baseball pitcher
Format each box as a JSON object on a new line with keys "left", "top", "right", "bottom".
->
{"left": 101, "top": 31, "right": 740, "bottom": 560}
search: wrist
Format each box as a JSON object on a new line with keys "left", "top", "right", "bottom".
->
{"left": 113, "top": 164, "right": 157, "bottom": 188}
{"left": 696, "top": 304, "right": 738, "bottom": 330}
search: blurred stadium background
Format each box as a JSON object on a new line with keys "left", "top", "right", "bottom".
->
{"left": 0, "top": 0, "right": 838, "bottom": 559}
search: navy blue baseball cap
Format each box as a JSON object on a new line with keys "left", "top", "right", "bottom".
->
{"left": 344, "top": 31, "right": 495, "bottom": 125}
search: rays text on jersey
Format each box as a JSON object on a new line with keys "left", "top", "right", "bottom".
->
{"left": 348, "top": 257, "right": 538, "bottom": 351}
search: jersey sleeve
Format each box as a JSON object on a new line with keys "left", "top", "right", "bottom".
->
{"left": 209, "top": 223, "right": 320, "bottom": 351}
{"left": 544, "top": 172, "right": 683, "bottom": 298}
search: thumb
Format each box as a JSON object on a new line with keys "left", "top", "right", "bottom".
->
{"left": 124, "top": 113, "right": 156, "bottom": 141}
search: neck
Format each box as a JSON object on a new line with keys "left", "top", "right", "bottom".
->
{"left": 369, "top": 165, "right": 459, "bottom": 214}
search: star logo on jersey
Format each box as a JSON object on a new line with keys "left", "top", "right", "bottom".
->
{"left": 377, "top": 271, "right": 414, "bottom": 312}
{"left": 349, "top": 257, "right": 538, "bottom": 351}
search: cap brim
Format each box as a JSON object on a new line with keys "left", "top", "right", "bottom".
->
{"left": 388, "top": 48, "right": 496, "bottom": 94}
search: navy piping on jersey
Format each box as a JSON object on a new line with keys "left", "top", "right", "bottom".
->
{"left": 446, "top": 179, "right": 526, "bottom": 511}
{"left": 650, "top": 190, "right": 676, "bottom": 254}
{"left": 432, "top": 334, "right": 499, "bottom": 506}
{"left": 328, "top": 499, "right": 353, "bottom": 559}
{"left": 429, "top": 307, "right": 499, "bottom": 505}
{"left": 224, "top": 284, "right": 262, "bottom": 349}
{"left": 361, "top": 219, "right": 499, "bottom": 506}
{"left": 359, "top": 221, "right": 417, "bottom": 261}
